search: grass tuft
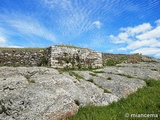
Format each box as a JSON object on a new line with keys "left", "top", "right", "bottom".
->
{"left": 89, "top": 73, "right": 97, "bottom": 76}
{"left": 117, "top": 73, "right": 134, "bottom": 78}
{"left": 69, "top": 72, "right": 84, "bottom": 80}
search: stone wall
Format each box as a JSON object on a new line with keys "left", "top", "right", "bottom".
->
{"left": 102, "top": 53, "right": 143, "bottom": 64}
{"left": 0, "top": 45, "right": 147, "bottom": 68}
{"left": 45, "top": 45, "right": 103, "bottom": 68}
{"left": 0, "top": 49, "right": 46, "bottom": 66}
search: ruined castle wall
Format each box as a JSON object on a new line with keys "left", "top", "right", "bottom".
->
{"left": 102, "top": 53, "right": 143, "bottom": 64}
{"left": 0, "top": 49, "right": 46, "bottom": 66}
{"left": 1, "top": 46, "right": 143, "bottom": 68}
{"left": 45, "top": 46, "right": 103, "bottom": 68}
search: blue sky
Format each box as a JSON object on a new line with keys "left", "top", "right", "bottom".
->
{"left": 0, "top": 0, "right": 160, "bottom": 58}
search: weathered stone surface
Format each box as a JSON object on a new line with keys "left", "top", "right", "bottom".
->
{"left": 97, "top": 64, "right": 160, "bottom": 80}
{"left": 45, "top": 45, "right": 103, "bottom": 68}
{"left": 0, "top": 49, "right": 46, "bottom": 67}
{"left": 1, "top": 45, "right": 159, "bottom": 69}
{"left": 74, "top": 71, "right": 146, "bottom": 98}
{"left": 0, "top": 67, "right": 118, "bottom": 120}
{"left": 1, "top": 60, "right": 160, "bottom": 120}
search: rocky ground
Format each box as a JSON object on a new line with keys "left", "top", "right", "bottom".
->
{"left": 0, "top": 61, "right": 160, "bottom": 120}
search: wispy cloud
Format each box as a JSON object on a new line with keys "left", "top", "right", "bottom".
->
{"left": 1, "top": 15, "right": 55, "bottom": 41}
{"left": 9, "top": 19, "right": 56, "bottom": 42}
{"left": 44, "top": 0, "right": 72, "bottom": 10}
{"left": 42, "top": 0, "right": 135, "bottom": 38}
{"left": 0, "top": 13, "right": 56, "bottom": 45}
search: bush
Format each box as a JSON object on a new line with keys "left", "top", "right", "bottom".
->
{"left": 104, "top": 57, "right": 127, "bottom": 66}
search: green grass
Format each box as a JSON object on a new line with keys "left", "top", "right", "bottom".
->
{"left": 68, "top": 79, "right": 160, "bottom": 120}
{"left": 104, "top": 57, "right": 127, "bottom": 66}
{"left": 57, "top": 66, "right": 101, "bottom": 73}
{"left": 55, "top": 44, "right": 90, "bottom": 50}
{"left": 89, "top": 73, "right": 97, "bottom": 76}
{"left": 69, "top": 71, "right": 84, "bottom": 80}
{"left": 93, "top": 71, "right": 106, "bottom": 73}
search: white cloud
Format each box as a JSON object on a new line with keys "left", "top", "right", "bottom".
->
{"left": 118, "top": 32, "right": 129, "bottom": 41}
{"left": 118, "top": 47, "right": 127, "bottom": 51}
{"left": 109, "top": 19, "right": 160, "bottom": 58}
{"left": 131, "top": 47, "right": 160, "bottom": 55}
{"left": 93, "top": 21, "right": 102, "bottom": 29}
{"left": 107, "top": 49, "right": 114, "bottom": 53}
{"left": 136, "top": 26, "right": 160, "bottom": 40}
{"left": 120, "top": 23, "right": 152, "bottom": 36}
{"left": 109, "top": 32, "right": 129, "bottom": 44}
{"left": 0, "top": 36, "right": 6, "bottom": 43}
{"left": 155, "top": 19, "right": 160, "bottom": 26}
{"left": 109, "top": 23, "right": 152, "bottom": 44}
{"left": 125, "top": 39, "right": 159, "bottom": 50}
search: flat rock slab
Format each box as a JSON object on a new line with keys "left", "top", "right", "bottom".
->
{"left": 74, "top": 71, "right": 146, "bottom": 98}
{"left": 1, "top": 62, "right": 157, "bottom": 119}
{"left": 96, "top": 64, "right": 160, "bottom": 80}
{"left": 0, "top": 67, "right": 119, "bottom": 120}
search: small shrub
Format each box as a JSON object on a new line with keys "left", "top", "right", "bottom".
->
{"left": 77, "top": 63, "right": 82, "bottom": 70}
{"left": 88, "top": 79, "right": 94, "bottom": 83}
{"left": 28, "top": 79, "right": 36, "bottom": 83}
{"left": 145, "top": 79, "right": 157, "bottom": 87}
{"left": 105, "top": 59, "right": 117, "bottom": 66}
{"left": 74, "top": 99, "right": 80, "bottom": 106}
{"left": 88, "top": 65, "right": 93, "bottom": 70}
{"left": 107, "top": 77, "right": 112, "bottom": 80}
{"left": 104, "top": 57, "right": 127, "bottom": 66}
